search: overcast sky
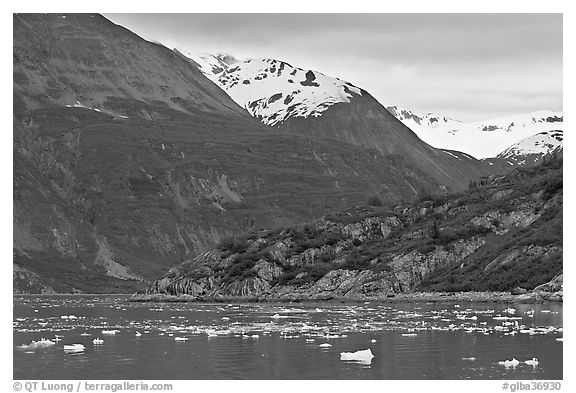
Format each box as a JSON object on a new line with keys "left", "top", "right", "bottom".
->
{"left": 104, "top": 13, "right": 562, "bottom": 122}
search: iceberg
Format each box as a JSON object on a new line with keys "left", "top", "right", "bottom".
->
{"left": 498, "top": 358, "right": 520, "bottom": 368}
{"left": 340, "top": 349, "right": 374, "bottom": 365}
{"left": 64, "top": 344, "right": 85, "bottom": 352}
{"left": 525, "top": 358, "right": 539, "bottom": 367}
{"left": 17, "top": 338, "right": 55, "bottom": 350}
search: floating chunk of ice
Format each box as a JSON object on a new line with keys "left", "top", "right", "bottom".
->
{"left": 18, "top": 338, "right": 55, "bottom": 350}
{"left": 318, "top": 343, "right": 332, "bottom": 348}
{"left": 524, "top": 358, "right": 539, "bottom": 366}
{"left": 462, "top": 357, "right": 476, "bottom": 361}
{"left": 64, "top": 344, "right": 85, "bottom": 352}
{"left": 340, "top": 349, "right": 374, "bottom": 365}
{"left": 498, "top": 358, "right": 520, "bottom": 368}
{"left": 92, "top": 338, "right": 104, "bottom": 345}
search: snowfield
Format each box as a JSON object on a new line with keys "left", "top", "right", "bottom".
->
{"left": 387, "top": 106, "right": 563, "bottom": 159}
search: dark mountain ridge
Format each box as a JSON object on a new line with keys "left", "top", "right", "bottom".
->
{"left": 14, "top": 13, "right": 250, "bottom": 119}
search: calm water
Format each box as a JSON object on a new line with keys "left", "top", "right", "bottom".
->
{"left": 13, "top": 295, "right": 562, "bottom": 380}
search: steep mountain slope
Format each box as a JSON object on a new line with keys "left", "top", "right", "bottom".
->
{"left": 387, "top": 106, "right": 563, "bottom": 159}
{"left": 13, "top": 14, "right": 454, "bottom": 293}
{"left": 188, "top": 53, "right": 507, "bottom": 192}
{"left": 146, "top": 158, "right": 562, "bottom": 300}
{"left": 13, "top": 14, "right": 250, "bottom": 119}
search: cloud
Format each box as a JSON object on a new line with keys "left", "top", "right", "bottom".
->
{"left": 104, "top": 13, "right": 562, "bottom": 121}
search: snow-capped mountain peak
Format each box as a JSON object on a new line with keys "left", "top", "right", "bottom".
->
{"left": 496, "top": 130, "right": 563, "bottom": 165}
{"left": 180, "top": 50, "right": 363, "bottom": 126}
{"left": 388, "top": 106, "right": 563, "bottom": 159}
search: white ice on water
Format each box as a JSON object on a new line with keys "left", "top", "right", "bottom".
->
{"left": 340, "top": 349, "right": 374, "bottom": 365}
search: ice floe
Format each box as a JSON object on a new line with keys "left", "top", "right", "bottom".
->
{"left": 340, "top": 349, "right": 374, "bottom": 365}
{"left": 498, "top": 358, "right": 520, "bottom": 368}
{"left": 17, "top": 338, "right": 55, "bottom": 350}
{"left": 524, "top": 358, "right": 539, "bottom": 367}
{"left": 64, "top": 344, "right": 85, "bottom": 353}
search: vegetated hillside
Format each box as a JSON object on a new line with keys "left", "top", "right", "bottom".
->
{"left": 189, "top": 53, "right": 510, "bottom": 191}
{"left": 13, "top": 14, "right": 454, "bottom": 294}
{"left": 13, "top": 14, "right": 249, "bottom": 119}
{"left": 147, "top": 158, "right": 562, "bottom": 300}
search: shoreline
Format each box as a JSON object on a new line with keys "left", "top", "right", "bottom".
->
{"left": 13, "top": 290, "right": 562, "bottom": 304}
{"left": 127, "top": 290, "right": 562, "bottom": 304}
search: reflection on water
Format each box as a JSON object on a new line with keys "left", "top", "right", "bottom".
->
{"left": 13, "top": 295, "right": 562, "bottom": 379}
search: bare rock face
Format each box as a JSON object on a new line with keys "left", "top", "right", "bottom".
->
{"left": 254, "top": 260, "right": 283, "bottom": 281}
{"left": 390, "top": 238, "right": 485, "bottom": 291}
{"left": 534, "top": 274, "right": 563, "bottom": 293}
{"left": 516, "top": 274, "right": 563, "bottom": 302}
{"left": 212, "top": 277, "right": 270, "bottom": 298}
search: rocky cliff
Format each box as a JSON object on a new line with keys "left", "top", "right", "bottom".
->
{"left": 146, "top": 158, "right": 562, "bottom": 301}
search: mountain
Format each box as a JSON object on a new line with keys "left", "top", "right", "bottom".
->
{"left": 187, "top": 52, "right": 365, "bottom": 127}
{"left": 14, "top": 14, "right": 469, "bottom": 293}
{"left": 13, "top": 15, "right": 252, "bottom": 120}
{"left": 386, "top": 106, "right": 563, "bottom": 160}
{"left": 145, "top": 157, "right": 563, "bottom": 301}
{"left": 386, "top": 105, "right": 462, "bottom": 132}
{"left": 186, "top": 52, "right": 508, "bottom": 191}
{"left": 496, "top": 130, "right": 563, "bottom": 166}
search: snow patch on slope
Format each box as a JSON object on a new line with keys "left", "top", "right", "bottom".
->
{"left": 387, "top": 105, "right": 462, "bottom": 131}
